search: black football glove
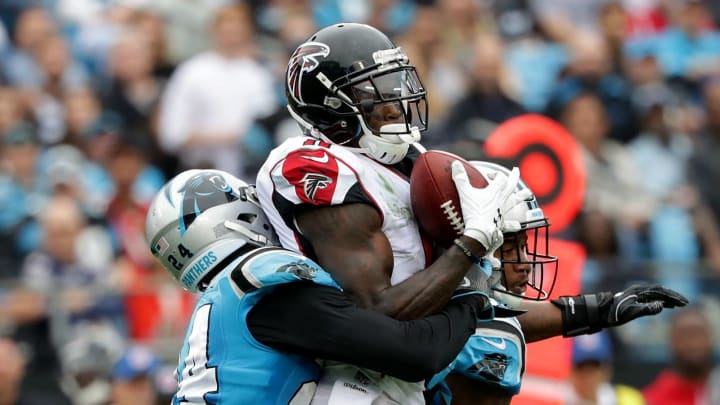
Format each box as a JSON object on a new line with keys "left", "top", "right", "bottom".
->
{"left": 551, "top": 284, "right": 689, "bottom": 337}
{"left": 452, "top": 262, "right": 526, "bottom": 320}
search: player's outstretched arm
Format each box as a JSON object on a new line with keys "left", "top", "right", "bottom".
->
{"left": 295, "top": 203, "right": 484, "bottom": 320}
{"left": 516, "top": 284, "right": 689, "bottom": 342}
{"left": 246, "top": 283, "right": 493, "bottom": 382}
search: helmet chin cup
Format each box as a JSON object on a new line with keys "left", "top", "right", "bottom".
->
{"left": 358, "top": 124, "right": 420, "bottom": 165}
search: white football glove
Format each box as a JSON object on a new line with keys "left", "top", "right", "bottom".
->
{"left": 480, "top": 181, "right": 535, "bottom": 275}
{"left": 450, "top": 161, "right": 521, "bottom": 252}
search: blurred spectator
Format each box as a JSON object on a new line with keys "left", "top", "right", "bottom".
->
{"left": 0, "top": 87, "right": 28, "bottom": 134}
{"left": 434, "top": 0, "right": 493, "bottom": 64}
{"left": 3, "top": 7, "right": 69, "bottom": 144}
{"left": 252, "top": 3, "right": 317, "bottom": 148}
{"left": 396, "top": 2, "right": 465, "bottom": 123}
{"left": 19, "top": 194, "right": 120, "bottom": 336}
{"left": 158, "top": 3, "right": 278, "bottom": 180}
{"left": 643, "top": 307, "right": 720, "bottom": 405}
{"left": 567, "top": 330, "right": 646, "bottom": 405}
{"left": 430, "top": 34, "right": 525, "bottom": 153}
{"left": 528, "top": 0, "right": 609, "bottom": 42}
{"left": 502, "top": 3, "right": 568, "bottom": 112}
{"left": 310, "top": 0, "right": 415, "bottom": 36}
{"left": 365, "top": 0, "right": 416, "bottom": 38}
{"left": 0, "top": 338, "right": 28, "bottom": 405}
{"left": 31, "top": 34, "right": 89, "bottom": 100}
{"left": 59, "top": 325, "right": 124, "bottom": 405}
{"left": 151, "top": 0, "right": 224, "bottom": 64}
{"left": 546, "top": 32, "right": 638, "bottom": 143}
{"left": 110, "top": 345, "right": 160, "bottom": 405}
{"left": 33, "top": 35, "right": 91, "bottom": 144}
{"left": 703, "top": 0, "right": 720, "bottom": 27}
{"left": 38, "top": 144, "right": 110, "bottom": 221}
{"left": 644, "top": 0, "right": 720, "bottom": 80}
{"left": 688, "top": 78, "right": 720, "bottom": 272}
{"left": 0, "top": 122, "right": 45, "bottom": 268}
{"left": 128, "top": 8, "right": 175, "bottom": 80}
{"left": 102, "top": 142, "right": 184, "bottom": 344}
{"left": 628, "top": 83, "right": 699, "bottom": 265}
{"left": 77, "top": 111, "right": 123, "bottom": 167}
{"left": 490, "top": 0, "right": 536, "bottom": 42}
{"left": 103, "top": 29, "right": 163, "bottom": 143}
{"left": 623, "top": 49, "right": 664, "bottom": 89}
{"left": 62, "top": 87, "right": 102, "bottom": 146}
{"left": 3, "top": 7, "right": 59, "bottom": 90}
{"left": 562, "top": 92, "right": 657, "bottom": 261}
{"left": 5, "top": 195, "right": 118, "bottom": 405}
{"left": 598, "top": 2, "right": 629, "bottom": 74}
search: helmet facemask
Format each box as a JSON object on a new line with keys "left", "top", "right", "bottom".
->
{"left": 495, "top": 220, "right": 558, "bottom": 301}
{"left": 336, "top": 52, "right": 428, "bottom": 164}
{"left": 470, "top": 160, "right": 559, "bottom": 303}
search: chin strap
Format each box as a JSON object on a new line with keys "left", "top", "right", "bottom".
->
{"left": 357, "top": 124, "right": 421, "bottom": 165}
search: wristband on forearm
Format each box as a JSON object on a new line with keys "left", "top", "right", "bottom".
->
{"left": 550, "top": 293, "right": 610, "bottom": 337}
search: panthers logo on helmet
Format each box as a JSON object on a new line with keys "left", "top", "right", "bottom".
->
{"left": 178, "top": 173, "right": 239, "bottom": 235}
{"left": 287, "top": 42, "right": 330, "bottom": 104}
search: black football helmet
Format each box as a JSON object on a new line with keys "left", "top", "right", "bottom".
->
{"left": 285, "top": 23, "right": 428, "bottom": 164}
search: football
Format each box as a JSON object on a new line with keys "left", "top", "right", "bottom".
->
{"left": 410, "top": 150, "right": 489, "bottom": 248}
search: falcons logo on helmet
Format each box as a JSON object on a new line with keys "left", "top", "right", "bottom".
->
{"left": 287, "top": 42, "right": 330, "bottom": 104}
{"left": 299, "top": 173, "right": 332, "bottom": 202}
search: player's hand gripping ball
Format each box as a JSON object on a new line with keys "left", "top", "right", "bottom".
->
{"left": 410, "top": 150, "right": 489, "bottom": 248}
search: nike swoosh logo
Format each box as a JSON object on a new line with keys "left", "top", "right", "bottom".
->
{"left": 460, "top": 277, "right": 472, "bottom": 288}
{"left": 480, "top": 337, "right": 506, "bottom": 350}
{"left": 301, "top": 152, "right": 329, "bottom": 163}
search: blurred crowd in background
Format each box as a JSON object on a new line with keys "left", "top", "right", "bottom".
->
{"left": 0, "top": 0, "right": 719, "bottom": 404}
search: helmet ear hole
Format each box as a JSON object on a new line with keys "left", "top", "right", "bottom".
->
{"left": 237, "top": 213, "right": 257, "bottom": 223}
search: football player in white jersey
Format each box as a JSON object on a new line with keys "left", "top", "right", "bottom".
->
{"left": 256, "top": 23, "right": 688, "bottom": 404}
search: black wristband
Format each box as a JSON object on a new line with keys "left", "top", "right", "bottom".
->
{"left": 550, "top": 294, "right": 602, "bottom": 337}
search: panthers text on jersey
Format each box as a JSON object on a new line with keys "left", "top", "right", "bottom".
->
{"left": 173, "top": 247, "right": 338, "bottom": 405}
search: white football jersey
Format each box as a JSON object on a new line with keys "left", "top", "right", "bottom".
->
{"left": 256, "top": 135, "right": 430, "bottom": 285}
{"left": 256, "top": 135, "right": 430, "bottom": 405}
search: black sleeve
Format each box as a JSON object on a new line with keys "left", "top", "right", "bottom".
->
{"left": 246, "top": 283, "right": 484, "bottom": 382}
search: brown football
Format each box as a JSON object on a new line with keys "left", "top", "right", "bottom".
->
{"left": 410, "top": 150, "right": 489, "bottom": 248}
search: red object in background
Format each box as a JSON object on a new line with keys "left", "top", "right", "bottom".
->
{"left": 643, "top": 370, "right": 708, "bottom": 405}
{"left": 107, "top": 198, "right": 195, "bottom": 342}
{"left": 625, "top": 8, "right": 668, "bottom": 37}
{"left": 484, "top": 114, "right": 587, "bottom": 405}
{"left": 125, "top": 275, "right": 196, "bottom": 342}
{"left": 512, "top": 238, "right": 585, "bottom": 405}
{"left": 484, "top": 114, "right": 586, "bottom": 235}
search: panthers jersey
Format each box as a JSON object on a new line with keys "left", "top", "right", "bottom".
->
{"left": 256, "top": 135, "right": 430, "bottom": 285}
{"left": 173, "top": 247, "right": 339, "bottom": 405}
{"left": 428, "top": 298, "right": 526, "bottom": 403}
